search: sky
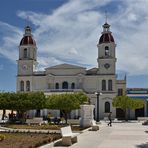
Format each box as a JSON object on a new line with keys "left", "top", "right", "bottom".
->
{"left": 0, "top": 0, "right": 148, "bottom": 91}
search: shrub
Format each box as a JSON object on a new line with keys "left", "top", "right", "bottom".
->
{"left": 0, "top": 134, "right": 5, "bottom": 141}
{"left": 27, "top": 130, "right": 30, "bottom": 133}
{"left": 42, "top": 140, "right": 48, "bottom": 144}
{"left": 35, "top": 142, "right": 41, "bottom": 147}
{"left": 48, "top": 137, "right": 52, "bottom": 142}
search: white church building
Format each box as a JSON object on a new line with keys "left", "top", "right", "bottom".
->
{"left": 17, "top": 21, "right": 126, "bottom": 120}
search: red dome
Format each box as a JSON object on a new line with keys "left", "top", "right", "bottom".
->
{"left": 99, "top": 33, "right": 114, "bottom": 44}
{"left": 20, "top": 36, "right": 36, "bottom": 46}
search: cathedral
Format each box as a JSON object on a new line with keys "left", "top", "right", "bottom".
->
{"left": 17, "top": 21, "right": 126, "bottom": 120}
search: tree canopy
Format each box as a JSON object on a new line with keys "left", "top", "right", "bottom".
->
{"left": 113, "top": 96, "right": 144, "bottom": 120}
{"left": 113, "top": 96, "right": 144, "bottom": 110}
{"left": 47, "top": 93, "right": 88, "bottom": 110}
{"left": 0, "top": 92, "right": 47, "bottom": 121}
{"left": 0, "top": 92, "right": 46, "bottom": 111}
{"left": 46, "top": 92, "right": 88, "bottom": 123}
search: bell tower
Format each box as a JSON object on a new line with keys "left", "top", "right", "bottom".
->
{"left": 97, "top": 22, "right": 116, "bottom": 75}
{"left": 17, "top": 26, "right": 37, "bottom": 76}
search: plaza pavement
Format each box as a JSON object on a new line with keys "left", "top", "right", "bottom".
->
{"left": 0, "top": 120, "right": 148, "bottom": 148}
{"left": 52, "top": 121, "right": 148, "bottom": 148}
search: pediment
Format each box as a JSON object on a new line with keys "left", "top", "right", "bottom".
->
{"left": 86, "top": 67, "right": 98, "bottom": 75}
{"left": 46, "top": 63, "right": 86, "bottom": 70}
{"left": 87, "top": 67, "right": 98, "bottom": 72}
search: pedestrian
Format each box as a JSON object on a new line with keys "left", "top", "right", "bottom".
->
{"left": 108, "top": 112, "right": 112, "bottom": 126}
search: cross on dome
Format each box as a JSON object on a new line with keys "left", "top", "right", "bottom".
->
{"left": 20, "top": 26, "right": 36, "bottom": 46}
{"left": 99, "top": 13, "right": 115, "bottom": 44}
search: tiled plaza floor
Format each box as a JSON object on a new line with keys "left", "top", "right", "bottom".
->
{"left": 52, "top": 121, "right": 148, "bottom": 148}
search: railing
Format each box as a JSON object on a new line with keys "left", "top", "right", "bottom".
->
{"left": 44, "top": 89, "right": 83, "bottom": 92}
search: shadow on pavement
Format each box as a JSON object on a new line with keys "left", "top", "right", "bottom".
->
{"left": 136, "top": 142, "right": 148, "bottom": 148}
{"left": 53, "top": 140, "right": 67, "bottom": 147}
{"left": 53, "top": 139, "right": 78, "bottom": 147}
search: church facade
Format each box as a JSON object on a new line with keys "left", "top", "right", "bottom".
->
{"left": 17, "top": 22, "right": 126, "bottom": 120}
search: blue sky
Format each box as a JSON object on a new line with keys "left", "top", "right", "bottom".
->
{"left": 0, "top": 0, "right": 148, "bottom": 91}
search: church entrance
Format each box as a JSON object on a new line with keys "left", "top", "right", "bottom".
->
{"left": 116, "top": 108, "right": 125, "bottom": 120}
{"left": 62, "top": 81, "right": 68, "bottom": 89}
{"left": 135, "top": 107, "right": 144, "bottom": 118}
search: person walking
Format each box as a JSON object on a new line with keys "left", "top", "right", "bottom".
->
{"left": 108, "top": 112, "right": 112, "bottom": 126}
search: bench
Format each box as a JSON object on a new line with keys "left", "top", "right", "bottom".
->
{"left": 26, "top": 117, "right": 43, "bottom": 126}
{"left": 137, "top": 117, "right": 148, "bottom": 122}
{"left": 60, "top": 126, "right": 79, "bottom": 146}
{"left": 91, "top": 120, "right": 99, "bottom": 131}
{"left": 142, "top": 120, "right": 148, "bottom": 125}
{"left": 67, "top": 119, "right": 79, "bottom": 125}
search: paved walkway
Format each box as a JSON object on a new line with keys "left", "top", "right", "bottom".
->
{"left": 52, "top": 121, "right": 148, "bottom": 148}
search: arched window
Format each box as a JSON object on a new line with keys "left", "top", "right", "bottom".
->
{"left": 24, "top": 48, "right": 28, "bottom": 58}
{"left": 20, "top": 81, "right": 24, "bottom": 91}
{"left": 71, "top": 83, "right": 75, "bottom": 89}
{"left": 26, "top": 80, "right": 30, "bottom": 91}
{"left": 118, "top": 89, "right": 123, "bottom": 96}
{"left": 108, "top": 80, "right": 112, "bottom": 91}
{"left": 102, "top": 80, "right": 106, "bottom": 91}
{"left": 105, "top": 46, "right": 109, "bottom": 56}
{"left": 55, "top": 83, "right": 59, "bottom": 89}
{"left": 62, "top": 81, "right": 68, "bottom": 89}
{"left": 105, "top": 102, "right": 110, "bottom": 113}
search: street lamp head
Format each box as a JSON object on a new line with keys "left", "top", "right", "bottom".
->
{"left": 95, "top": 92, "right": 98, "bottom": 95}
{"left": 95, "top": 92, "right": 102, "bottom": 95}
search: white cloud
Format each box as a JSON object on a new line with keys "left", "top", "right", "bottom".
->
{"left": 113, "top": 0, "right": 148, "bottom": 75}
{"left": 0, "top": 0, "right": 148, "bottom": 76}
{"left": 68, "top": 48, "right": 78, "bottom": 55}
{"left": 37, "top": 56, "right": 62, "bottom": 70}
{"left": 0, "top": 21, "right": 22, "bottom": 61}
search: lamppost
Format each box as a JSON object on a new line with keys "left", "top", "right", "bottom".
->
{"left": 95, "top": 92, "right": 102, "bottom": 122}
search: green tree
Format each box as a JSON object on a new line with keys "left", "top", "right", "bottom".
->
{"left": 0, "top": 92, "right": 18, "bottom": 120}
{"left": 0, "top": 92, "right": 10, "bottom": 120}
{"left": 0, "top": 92, "right": 47, "bottom": 122}
{"left": 112, "top": 96, "right": 144, "bottom": 120}
{"left": 47, "top": 93, "right": 88, "bottom": 124}
{"left": 15, "top": 92, "right": 46, "bottom": 122}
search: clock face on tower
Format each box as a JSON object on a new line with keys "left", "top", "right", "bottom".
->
{"left": 22, "top": 64, "right": 28, "bottom": 70}
{"left": 104, "top": 63, "right": 110, "bottom": 69}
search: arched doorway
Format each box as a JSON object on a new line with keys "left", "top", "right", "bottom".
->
{"left": 55, "top": 83, "right": 59, "bottom": 89}
{"left": 62, "top": 81, "right": 68, "bottom": 89}
{"left": 105, "top": 102, "right": 110, "bottom": 113}
{"left": 135, "top": 107, "right": 144, "bottom": 118}
{"left": 71, "top": 83, "right": 75, "bottom": 89}
{"left": 116, "top": 108, "right": 125, "bottom": 120}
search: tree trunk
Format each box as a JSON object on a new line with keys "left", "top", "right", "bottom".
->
{"left": 62, "top": 111, "right": 67, "bottom": 124}
{"left": 124, "top": 108, "right": 128, "bottom": 121}
{"left": 19, "top": 111, "right": 26, "bottom": 124}
{"left": 62, "top": 110, "right": 69, "bottom": 124}
{"left": 2, "top": 109, "right": 6, "bottom": 120}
